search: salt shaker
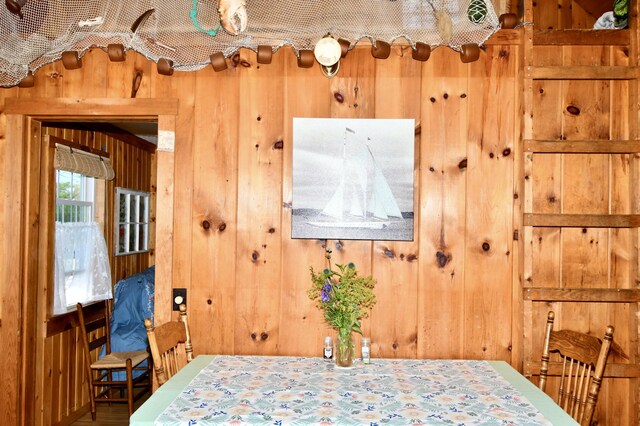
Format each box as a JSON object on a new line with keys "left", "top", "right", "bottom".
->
{"left": 324, "top": 336, "right": 333, "bottom": 361}
{"left": 361, "top": 337, "right": 371, "bottom": 364}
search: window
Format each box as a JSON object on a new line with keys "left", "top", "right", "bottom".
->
{"left": 115, "top": 188, "right": 150, "bottom": 256}
{"left": 54, "top": 170, "right": 112, "bottom": 314}
{"left": 56, "top": 170, "right": 95, "bottom": 223}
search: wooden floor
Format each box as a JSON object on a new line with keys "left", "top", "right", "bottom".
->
{"left": 71, "top": 393, "right": 149, "bottom": 425}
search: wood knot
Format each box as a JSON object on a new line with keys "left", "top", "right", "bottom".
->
{"left": 260, "top": 332, "right": 269, "bottom": 341}
{"left": 458, "top": 159, "right": 467, "bottom": 170}
{"left": 335, "top": 241, "right": 344, "bottom": 250}
{"left": 443, "top": 93, "right": 449, "bottom": 99}
{"left": 207, "top": 299, "right": 212, "bottom": 305}
{"left": 429, "top": 166, "right": 435, "bottom": 172}
{"left": 502, "top": 148, "right": 511, "bottom": 157}
{"left": 392, "top": 342, "right": 398, "bottom": 350}
{"left": 482, "top": 242, "right": 490, "bottom": 252}
{"left": 406, "top": 253, "right": 417, "bottom": 262}
{"left": 566, "top": 105, "right": 580, "bottom": 115}
{"left": 334, "top": 92, "right": 344, "bottom": 103}
{"left": 218, "top": 223, "right": 227, "bottom": 232}
{"left": 436, "top": 251, "right": 450, "bottom": 268}
{"left": 251, "top": 333, "right": 257, "bottom": 340}
{"left": 383, "top": 249, "right": 395, "bottom": 258}
{"left": 272, "top": 140, "right": 284, "bottom": 150}
{"left": 430, "top": 97, "right": 436, "bottom": 103}
{"left": 251, "top": 250, "right": 260, "bottom": 262}
{"left": 268, "top": 227, "right": 275, "bottom": 234}
{"left": 460, "top": 93, "right": 467, "bottom": 98}
{"left": 256, "top": 115, "right": 261, "bottom": 121}
{"left": 489, "top": 152, "right": 495, "bottom": 159}
{"left": 202, "top": 220, "right": 211, "bottom": 230}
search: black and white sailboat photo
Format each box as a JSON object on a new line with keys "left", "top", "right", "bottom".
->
{"left": 292, "top": 118, "right": 414, "bottom": 241}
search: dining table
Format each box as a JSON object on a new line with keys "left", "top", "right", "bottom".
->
{"left": 130, "top": 355, "right": 578, "bottom": 425}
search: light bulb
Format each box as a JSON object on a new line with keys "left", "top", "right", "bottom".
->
{"left": 314, "top": 36, "right": 342, "bottom": 67}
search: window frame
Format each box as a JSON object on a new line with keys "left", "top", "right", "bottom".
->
{"left": 55, "top": 170, "right": 95, "bottom": 224}
{"left": 114, "top": 187, "right": 150, "bottom": 256}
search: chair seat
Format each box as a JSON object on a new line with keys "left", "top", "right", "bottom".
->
{"left": 91, "top": 350, "right": 149, "bottom": 369}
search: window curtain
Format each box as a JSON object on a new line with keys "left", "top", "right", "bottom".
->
{"left": 54, "top": 222, "right": 113, "bottom": 315}
{"left": 54, "top": 144, "right": 115, "bottom": 180}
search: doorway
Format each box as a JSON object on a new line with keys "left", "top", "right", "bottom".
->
{"left": 1, "top": 98, "right": 176, "bottom": 426}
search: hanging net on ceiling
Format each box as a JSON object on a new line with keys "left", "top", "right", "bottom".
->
{"left": 0, "top": 0, "right": 504, "bottom": 87}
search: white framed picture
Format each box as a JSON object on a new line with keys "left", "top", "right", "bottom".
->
{"left": 292, "top": 118, "right": 415, "bottom": 241}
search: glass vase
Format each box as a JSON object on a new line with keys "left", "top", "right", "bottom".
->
{"left": 336, "top": 328, "right": 354, "bottom": 367}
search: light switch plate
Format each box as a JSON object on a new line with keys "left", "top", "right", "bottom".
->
{"left": 172, "top": 288, "right": 187, "bottom": 311}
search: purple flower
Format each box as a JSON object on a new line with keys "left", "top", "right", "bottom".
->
{"left": 321, "top": 280, "right": 332, "bottom": 302}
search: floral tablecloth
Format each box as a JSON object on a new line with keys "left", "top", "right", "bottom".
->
{"left": 152, "top": 356, "right": 559, "bottom": 425}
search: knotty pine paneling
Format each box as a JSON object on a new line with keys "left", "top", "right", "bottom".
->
{"left": 371, "top": 46, "right": 421, "bottom": 359}
{"left": 0, "top": 39, "right": 636, "bottom": 425}
{"left": 278, "top": 52, "right": 332, "bottom": 356}
{"left": 419, "top": 48, "right": 469, "bottom": 359}
{"left": 533, "top": 0, "right": 600, "bottom": 30}
{"left": 234, "top": 50, "right": 285, "bottom": 355}
{"left": 528, "top": 43, "right": 638, "bottom": 426}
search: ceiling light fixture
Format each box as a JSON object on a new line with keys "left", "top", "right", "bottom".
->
{"left": 314, "top": 35, "right": 342, "bottom": 78}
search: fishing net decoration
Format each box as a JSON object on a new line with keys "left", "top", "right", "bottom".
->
{"left": 0, "top": 0, "right": 506, "bottom": 87}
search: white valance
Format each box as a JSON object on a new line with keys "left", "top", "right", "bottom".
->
{"left": 54, "top": 144, "right": 115, "bottom": 181}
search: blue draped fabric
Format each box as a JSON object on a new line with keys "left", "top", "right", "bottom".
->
{"left": 105, "top": 265, "right": 155, "bottom": 380}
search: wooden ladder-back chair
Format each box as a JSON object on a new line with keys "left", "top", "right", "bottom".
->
{"left": 76, "top": 300, "right": 151, "bottom": 419}
{"left": 144, "top": 303, "right": 193, "bottom": 387}
{"left": 539, "top": 311, "right": 614, "bottom": 426}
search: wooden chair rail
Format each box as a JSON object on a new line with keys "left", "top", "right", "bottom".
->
{"left": 525, "top": 362, "right": 640, "bottom": 379}
{"left": 526, "top": 66, "right": 640, "bottom": 80}
{"left": 533, "top": 29, "right": 630, "bottom": 46}
{"left": 524, "top": 288, "right": 640, "bottom": 303}
{"left": 524, "top": 140, "right": 640, "bottom": 154}
{"left": 524, "top": 213, "right": 640, "bottom": 228}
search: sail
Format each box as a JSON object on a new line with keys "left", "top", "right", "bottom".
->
{"left": 369, "top": 165, "right": 402, "bottom": 219}
{"left": 315, "top": 127, "right": 402, "bottom": 226}
{"left": 321, "top": 179, "right": 344, "bottom": 218}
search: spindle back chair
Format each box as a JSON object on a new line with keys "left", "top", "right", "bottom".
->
{"left": 539, "top": 311, "right": 614, "bottom": 426}
{"left": 144, "top": 303, "right": 193, "bottom": 387}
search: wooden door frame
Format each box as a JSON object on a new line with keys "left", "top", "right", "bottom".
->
{"left": 1, "top": 98, "right": 178, "bottom": 425}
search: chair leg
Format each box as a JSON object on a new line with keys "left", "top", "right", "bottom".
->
{"left": 87, "top": 370, "right": 97, "bottom": 421}
{"left": 107, "top": 369, "right": 114, "bottom": 405}
{"left": 147, "top": 357, "right": 153, "bottom": 395}
{"left": 127, "top": 359, "right": 134, "bottom": 416}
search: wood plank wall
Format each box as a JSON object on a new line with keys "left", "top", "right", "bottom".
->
{"left": 21, "top": 123, "right": 153, "bottom": 426}
{"left": 524, "top": 3, "right": 640, "bottom": 425}
{"left": 0, "top": 18, "right": 637, "bottom": 426}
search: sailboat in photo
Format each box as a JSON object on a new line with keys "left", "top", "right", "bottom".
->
{"left": 308, "top": 127, "right": 403, "bottom": 229}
